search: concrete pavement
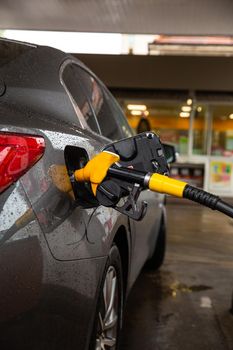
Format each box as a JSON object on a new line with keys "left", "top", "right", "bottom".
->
{"left": 121, "top": 203, "right": 233, "bottom": 349}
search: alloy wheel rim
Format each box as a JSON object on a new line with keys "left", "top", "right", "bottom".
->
{"left": 95, "top": 266, "right": 119, "bottom": 350}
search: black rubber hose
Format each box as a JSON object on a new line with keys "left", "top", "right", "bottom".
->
{"left": 215, "top": 200, "right": 233, "bottom": 218}
{"left": 183, "top": 185, "right": 233, "bottom": 218}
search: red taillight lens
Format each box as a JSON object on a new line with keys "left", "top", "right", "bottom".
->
{"left": 0, "top": 132, "right": 45, "bottom": 193}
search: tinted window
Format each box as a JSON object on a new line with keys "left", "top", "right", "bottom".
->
{"left": 96, "top": 86, "right": 133, "bottom": 140}
{"left": 89, "top": 80, "right": 132, "bottom": 140}
{"left": 62, "top": 62, "right": 132, "bottom": 140}
{"left": 62, "top": 63, "right": 100, "bottom": 133}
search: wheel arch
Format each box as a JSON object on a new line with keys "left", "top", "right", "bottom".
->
{"left": 113, "top": 225, "right": 129, "bottom": 299}
{"left": 153, "top": 203, "right": 167, "bottom": 256}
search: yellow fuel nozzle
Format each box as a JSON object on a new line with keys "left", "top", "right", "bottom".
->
{"left": 74, "top": 151, "right": 120, "bottom": 195}
{"left": 73, "top": 150, "right": 233, "bottom": 219}
{"left": 73, "top": 150, "right": 187, "bottom": 198}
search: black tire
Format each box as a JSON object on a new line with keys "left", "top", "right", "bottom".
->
{"left": 89, "top": 245, "right": 124, "bottom": 350}
{"left": 145, "top": 215, "right": 166, "bottom": 270}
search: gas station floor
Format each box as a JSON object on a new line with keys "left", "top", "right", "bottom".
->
{"left": 120, "top": 202, "right": 233, "bottom": 350}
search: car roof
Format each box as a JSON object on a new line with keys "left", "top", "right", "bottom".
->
{"left": 0, "top": 37, "right": 103, "bottom": 131}
{"left": 0, "top": 36, "right": 87, "bottom": 67}
{"left": 0, "top": 37, "right": 37, "bottom": 65}
{"left": 0, "top": 38, "right": 83, "bottom": 128}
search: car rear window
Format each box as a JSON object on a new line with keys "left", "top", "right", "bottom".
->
{"left": 62, "top": 63, "right": 100, "bottom": 133}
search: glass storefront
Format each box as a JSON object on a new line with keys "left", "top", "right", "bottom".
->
{"left": 117, "top": 96, "right": 233, "bottom": 196}
{"left": 211, "top": 105, "right": 233, "bottom": 156}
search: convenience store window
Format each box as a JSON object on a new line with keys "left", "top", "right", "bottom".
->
{"left": 211, "top": 105, "right": 233, "bottom": 156}
{"left": 158, "top": 127, "right": 188, "bottom": 155}
{"left": 124, "top": 100, "right": 190, "bottom": 155}
{"left": 192, "top": 105, "right": 209, "bottom": 155}
{"left": 120, "top": 97, "right": 233, "bottom": 158}
{"left": 117, "top": 95, "right": 233, "bottom": 195}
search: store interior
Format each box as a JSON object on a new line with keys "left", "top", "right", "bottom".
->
{"left": 118, "top": 97, "right": 233, "bottom": 195}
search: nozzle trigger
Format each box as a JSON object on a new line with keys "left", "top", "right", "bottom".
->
{"left": 115, "top": 183, "right": 147, "bottom": 221}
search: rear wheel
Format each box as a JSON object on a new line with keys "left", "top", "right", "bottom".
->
{"left": 91, "top": 245, "right": 123, "bottom": 350}
{"left": 146, "top": 215, "right": 166, "bottom": 270}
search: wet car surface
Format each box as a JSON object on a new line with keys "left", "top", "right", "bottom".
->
{"left": 0, "top": 38, "right": 166, "bottom": 349}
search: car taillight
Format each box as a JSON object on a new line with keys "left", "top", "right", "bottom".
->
{"left": 0, "top": 132, "right": 45, "bottom": 194}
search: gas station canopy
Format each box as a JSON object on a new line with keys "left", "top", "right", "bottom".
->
{"left": 1, "top": 0, "right": 233, "bottom": 35}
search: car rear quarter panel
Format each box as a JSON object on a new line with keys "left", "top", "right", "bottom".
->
{"left": 0, "top": 170, "right": 107, "bottom": 350}
{"left": 0, "top": 114, "right": 130, "bottom": 262}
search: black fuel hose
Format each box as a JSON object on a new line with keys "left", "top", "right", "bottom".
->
{"left": 183, "top": 185, "right": 233, "bottom": 218}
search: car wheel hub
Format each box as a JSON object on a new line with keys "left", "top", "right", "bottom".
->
{"left": 95, "top": 266, "right": 118, "bottom": 349}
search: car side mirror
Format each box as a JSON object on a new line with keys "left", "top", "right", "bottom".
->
{"left": 163, "top": 143, "right": 176, "bottom": 164}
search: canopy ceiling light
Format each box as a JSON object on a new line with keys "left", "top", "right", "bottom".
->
{"left": 180, "top": 112, "right": 190, "bottom": 118}
{"left": 181, "top": 106, "right": 192, "bottom": 112}
{"left": 131, "top": 110, "right": 142, "bottom": 116}
{"left": 127, "top": 104, "right": 147, "bottom": 111}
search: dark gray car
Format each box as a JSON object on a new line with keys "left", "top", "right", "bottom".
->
{"left": 0, "top": 38, "right": 166, "bottom": 350}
